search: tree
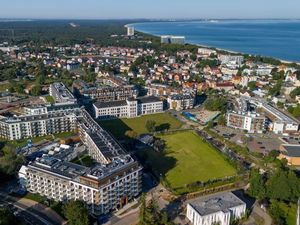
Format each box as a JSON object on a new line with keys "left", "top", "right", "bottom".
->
{"left": 31, "top": 85, "right": 42, "bottom": 96}
{"left": 290, "top": 87, "right": 300, "bottom": 99}
{"left": 207, "top": 120, "right": 214, "bottom": 129}
{"left": 204, "top": 96, "right": 227, "bottom": 112}
{"left": 0, "top": 208, "right": 18, "bottom": 225}
{"left": 146, "top": 120, "right": 156, "bottom": 133}
{"left": 248, "top": 169, "right": 266, "bottom": 200}
{"left": 217, "top": 115, "right": 226, "bottom": 126}
{"left": 247, "top": 81, "right": 257, "bottom": 91}
{"left": 0, "top": 147, "right": 25, "bottom": 176}
{"left": 125, "top": 130, "right": 138, "bottom": 139}
{"left": 269, "top": 201, "right": 286, "bottom": 225}
{"left": 139, "top": 193, "right": 147, "bottom": 225}
{"left": 63, "top": 200, "right": 89, "bottom": 225}
{"left": 153, "top": 138, "right": 166, "bottom": 152}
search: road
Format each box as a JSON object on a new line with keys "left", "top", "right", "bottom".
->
{"left": 0, "top": 192, "right": 64, "bottom": 225}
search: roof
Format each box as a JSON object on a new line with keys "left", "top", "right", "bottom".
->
{"left": 137, "top": 96, "right": 161, "bottom": 104}
{"left": 94, "top": 100, "right": 128, "bottom": 109}
{"left": 281, "top": 145, "right": 300, "bottom": 157}
{"left": 189, "top": 192, "right": 245, "bottom": 216}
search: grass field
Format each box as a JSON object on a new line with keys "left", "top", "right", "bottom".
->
{"left": 99, "top": 113, "right": 183, "bottom": 138}
{"left": 139, "top": 131, "right": 236, "bottom": 194}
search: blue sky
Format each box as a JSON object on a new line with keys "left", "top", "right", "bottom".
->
{"left": 1, "top": 0, "right": 299, "bottom": 19}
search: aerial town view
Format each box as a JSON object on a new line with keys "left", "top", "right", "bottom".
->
{"left": 0, "top": 1, "right": 300, "bottom": 225}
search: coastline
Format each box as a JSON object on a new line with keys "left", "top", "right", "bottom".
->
{"left": 128, "top": 22, "right": 300, "bottom": 65}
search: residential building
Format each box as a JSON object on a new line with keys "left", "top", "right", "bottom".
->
{"left": 227, "top": 112, "right": 266, "bottom": 133}
{"left": 49, "top": 82, "right": 77, "bottom": 105}
{"left": 0, "top": 109, "right": 80, "bottom": 140}
{"left": 93, "top": 96, "right": 163, "bottom": 119}
{"left": 73, "top": 80, "right": 138, "bottom": 102}
{"left": 167, "top": 94, "right": 195, "bottom": 111}
{"left": 186, "top": 192, "right": 246, "bottom": 225}
{"left": 19, "top": 109, "right": 142, "bottom": 215}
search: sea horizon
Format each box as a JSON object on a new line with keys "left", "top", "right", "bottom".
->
{"left": 130, "top": 19, "right": 300, "bottom": 63}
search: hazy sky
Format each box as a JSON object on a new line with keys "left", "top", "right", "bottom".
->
{"left": 1, "top": 0, "right": 299, "bottom": 19}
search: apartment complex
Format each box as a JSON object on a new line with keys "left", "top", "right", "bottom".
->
{"left": 93, "top": 96, "right": 163, "bottom": 119}
{"left": 0, "top": 109, "right": 80, "bottom": 140}
{"left": 167, "top": 94, "right": 195, "bottom": 111}
{"left": 227, "top": 112, "right": 266, "bottom": 133}
{"left": 186, "top": 192, "right": 246, "bottom": 225}
{"left": 73, "top": 80, "right": 138, "bottom": 102}
{"left": 49, "top": 82, "right": 77, "bottom": 105}
{"left": 19, "top": 109, "right": 142, "bottom": 215}
{"left": 230, "top": 97, "right": 299, "bottom": 135}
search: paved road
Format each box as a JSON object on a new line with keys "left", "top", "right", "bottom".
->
{"left": 0, "top": 192, "right": 65, "bottom": 225}
{"left": 0, "top": 198, "right": 53, "bottom": 225}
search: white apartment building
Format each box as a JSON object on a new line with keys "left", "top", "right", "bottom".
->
{"left": 0, "top": 109, "right": 80, "bottom": 140}
{"left": 167, "top": 94, "right": 195, "bottom": 111}
{"left": 49, "top": 82, "right": 77, "bottom": 105}
{"left": 186, "top": 192, "right": 246, "bottom": 225}
{"left": 93, "top": 96, "right": 163, "bottom": 119}
{"left": 19, "top": 110, "right": 142, "bottom": 215}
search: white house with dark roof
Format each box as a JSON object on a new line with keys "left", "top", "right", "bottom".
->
{"left": 186, "top": 192, "right": 246, "bottom": 225}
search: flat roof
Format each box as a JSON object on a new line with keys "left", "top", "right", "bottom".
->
{"left": 137, "top": 96, "right": 161, "bottom": 104}
{"left": 281, "top": 145, "right": 300, "bottom": 157}
{"left": 94, "top": 100, "right": 128, "bottom": 109}
{"left": 189, "top": 192, "right": 245, "bottom": 216}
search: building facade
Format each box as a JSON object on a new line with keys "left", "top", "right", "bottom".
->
{"left": 49, "top": 82, "right": 77, "bottom": 105}
{"left": 73, "top": 80, "right": 138, "bottom": 102}
{"left": 186, "top": 192, "right": 246, "bottom": 225}
{"left": 0, "top": 109, "right": 79, "bottom": 140}
{"left": 167, "top": 94, "right": 195, "bottom": 111}
{"left": 18, "top": 109, "right": 142, "bottom": 215}
{"left": 227, "top": 112, "right": 266, "bottom": 133}
{"left": 93, "top": 96, "right": 163, "bottom": 119}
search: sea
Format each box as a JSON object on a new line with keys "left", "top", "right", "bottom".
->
{"left": 131, "top": 20, "right": 300, "bottom": 63}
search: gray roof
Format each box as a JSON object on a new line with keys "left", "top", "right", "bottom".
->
{"left": 137, "top": 96, "right": 161, "bottom": 104}
{"left": 94, "top": 100, "right": 128, "bottom": 109}
{"left": 282, "top": 145, "right": 300, "bottom": 157}
{"left": 189, "top": 192, "right": 245, "bottom": 216}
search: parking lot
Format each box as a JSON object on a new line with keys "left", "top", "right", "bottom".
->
{"left": 214, "top": 125, "right": 283, "bottom": 154}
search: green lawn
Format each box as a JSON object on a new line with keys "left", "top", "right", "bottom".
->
{"left": 99, "top": 113, "right": 183, "bottom": 138}
{"left": 139, "top": 131, "right": 236, "bottom": 194}
{"left": 45, "top": 95, "right": 55, "bottom": 104}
